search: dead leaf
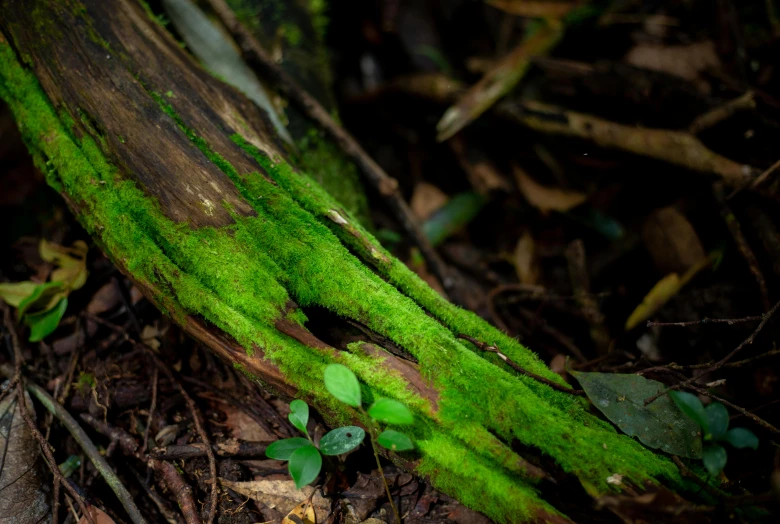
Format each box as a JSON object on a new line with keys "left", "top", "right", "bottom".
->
{"left": 486, "top": 0, "right": 578, "bottom": 19}
{"left": 39, "top": 239, "right": 88, "bottom": 291}
{"left": 0, "top": 387, "right": 52, "bottom": 523}
{"left": 437, "top": 20, "right": 563, "bottom": 141}
{"left": 0, "top": 281, "right": 39, "bottom": 307}
{"left": 78, "top": 505, "right": 116, "bottom": 524}
{"left": 86, "top": 281, "right": 122, "bottom": 316}
{"left": 219, "top": 479, "right": 330, "bottom": 521}
{"left": 513, "top": 165, "right": 588, "bottom": 213}
{"left": 625, "top": 41, "right": 720, "bottom": 92}
{"left": 410, "top": 182, "right": 449, "bottom": 221}
{"left": 625, "top": 256, "right": 712, "bottom": 330}
{"left": 450, "top": 136, "right": 511, "bottom": 195}
{"left": 282, "top": 500, "right": 316, "bottom": 524}
{"left": 513, "top": 231, "right": 540, "bottom": 285}
{"left": 642, "top": 207, "right": 707, "bottom": 275}
{"left": 625, "top": 274, "right": 682, "bottom": 331}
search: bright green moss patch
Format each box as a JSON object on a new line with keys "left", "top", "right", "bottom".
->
{"left": 0, "top": 37, "right": 683, "bottom": 523}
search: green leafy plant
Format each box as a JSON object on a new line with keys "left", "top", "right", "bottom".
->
{"left": 324, "top": 364, "right": 414, "bottom": 523}
{"left": 0, "top": 239, "right": 88, "bottom": 341}
{"left": 265, "top": 399, "right": 365, "bottom": 489}
{"left": 670, "top": 391, "right": 759, "bottom": 476}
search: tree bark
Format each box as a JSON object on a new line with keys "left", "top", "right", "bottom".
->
{"left": 0, "top": 1, "right": 681, "bottom": 522}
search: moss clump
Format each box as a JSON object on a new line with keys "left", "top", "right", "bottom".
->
{"left": 0, "top": 33, "right": 681, "bottom": 523}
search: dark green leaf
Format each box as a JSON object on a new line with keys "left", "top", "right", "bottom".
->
{"left": 265, "top": 438, "right": 311, "bottom": 460}
{"left": 26, "top": 297, "right": 67, "bottom": 342}
{"left": 319, "top": 426, "right": 365, "bottom": 456}
{"left": 704, "top": 403, "right": 729, "bottom": 441}
{"left": 368, "top": 398, "right": 414, "bottom": 425}
{"left": 570, "top": 370, "right": 702, "bottom": 458}
{"left": 288, "top": 400, "right": 309, "bottom": 435}
{"left": 669, "top": 390, "right": 709, "bottom": 436}
{"left": 702, "top": 445, "right": 727, "bottom": 476}
{"left": 324, "top": 364, "right": 361, "bottom": 407}
{"left": 377, "top": 430, "right": 414, "bottom": 452}
{"left": 724, "top": 428, "right": 758, "bottom": 450}
{"left": 288, "top": 445, "right": 322, "bottom": 489}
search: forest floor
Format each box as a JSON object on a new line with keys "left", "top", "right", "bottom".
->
{"left": 2, "top": 1, "right": 780, "bottom": 523}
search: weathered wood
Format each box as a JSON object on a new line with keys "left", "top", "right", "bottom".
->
{"left": 0, "top": 1, "right": 684, "bottom": 522}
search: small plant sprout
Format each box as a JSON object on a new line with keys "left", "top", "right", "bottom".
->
{"left": 265, "top": 398, "right": 365, "bottom": 489}
{"left": 670, "top": 391, "right": 759, "bottom": 477}
{"left": 324, "top": 364, "right": 415, "bottom": 524}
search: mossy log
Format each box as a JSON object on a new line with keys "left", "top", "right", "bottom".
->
{"left": 0, "top": 1, "right": 682, "bottom": 521}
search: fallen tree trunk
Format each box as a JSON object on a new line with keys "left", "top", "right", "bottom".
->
{"left": 0, "top": 1, "right": 682, "bottom": 521}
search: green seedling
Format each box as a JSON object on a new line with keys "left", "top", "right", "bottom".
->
{"left": 324, "top": 364, "right": 414, "bottom": 523}
{"left": 670, "top": 391, "right": 758, "bottom": 477}
{"left": 265, "top": 399, "right": 365, "bottom": 489}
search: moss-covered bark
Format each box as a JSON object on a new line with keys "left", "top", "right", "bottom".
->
{"left": 0, "top": 1, "right": 682, "bottom": 521}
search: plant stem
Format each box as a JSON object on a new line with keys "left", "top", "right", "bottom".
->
{"left": 367, "top": 421, "right": 401, "bottom": 524}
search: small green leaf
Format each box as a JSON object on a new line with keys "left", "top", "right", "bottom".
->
{"left": 669, "top": 391, "right": 709, "bottom": 436}
{"left": 724, "top": 428, "right": 759, "bottom": 450}
{"left": 569, "top": 370, "right": 702, "bottom": 458}
{"left": 319, "top": 426, "right": 365, "bottom": 456}
{"left": 0, "top": 281, "right": 38, "bottom": 307}
{"left": 702, "top": 445, "right": 727, "bottom": 476}
{"left": 17, "top": 281, "right": 66, "bottom": 319}
{"left": 265, "top": 438, "right": 311, "bottom": 460}
{"left": 288, "top": 400, "right": 309, "bottom": 435}
{"left": 704, "top": 403, "right": 729, "bottom": 440}
{"left": 324, "top": 364, "right": 361, "bottom": 407}
{"left": 377, "top": 430, "right": 414, "bottom": 452}
{"left": 26, "top": 297, "right": 67, "bottom": 342}
{"left": 288, "top": 445, "right": 322, "bottom": 489}
{"left": 368, "top": 398, "right": 414, "bottom": 425}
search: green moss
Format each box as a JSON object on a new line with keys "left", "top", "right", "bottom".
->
{"left": 294, "top": 129, "right": 370, "bottom": 224}
{"left": 0, "top": 38, "right": 682, "bottom": 523}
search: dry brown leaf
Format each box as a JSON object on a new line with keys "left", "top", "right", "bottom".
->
{"left": 0, "top": 390, "right": 52, "bottom": 523}
{"left": 624, "top": 41, "right": 720, "bottom": 92}
{"left": 410, "top": 182, "right": 449, "bottom": 221}
{"left": 282, "top": 500, "right": 316, "bottom": 524}
{"left": 78, "top": 505, "right": 116, "bottom": 524}
{"left": 450, "top": 136, "right": 511, "bottom": 195}
{"left": 513, "top": 231, "right": 540, "bottom": 285}
{"left": 220, "top": 479, "right": 330, "bottom": 521}
{"left": 486, "top": 0, "right": 577, "bottom": 19}
{"left": 642, "top": 207, "right": 707, "bottom": 275}
{"left": 513, "top": 165, "right": 587, "bottom": 213}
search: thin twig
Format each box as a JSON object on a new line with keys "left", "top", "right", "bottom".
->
{"left": 751, "top": 157, "right": 780, "bottom": 189}
{"left": 142, "top": 365, "right": 158, "bottom": 455}
{"left": 0, "top": 362, "right": 148, "bottom": 524}
{"left": 643, "top": 300, "right": 780, "bottom": 406}
{"left": 638, "top": 349, "right": 780, "bottom": 374}
{"left": 688, "top": 91, "right": 755, "bottom": 135}
{"left": 683, "top": 384, "right": 780, "bottom": 436}
{"left": 456, "top": 334, "right": 585, "bottom": 396}
{"left": 647, "top": 314, "right": 764, "bottom": 327}
{"left": 671, "top": 456, "right": 724, "bottom": 498}
{"left": 85, "top": 314, "right": 218, "bottom": 523}
{"left": 203, "top": 0, "right": 462, "bottom": 304}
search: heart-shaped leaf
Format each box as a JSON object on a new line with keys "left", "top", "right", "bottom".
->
{"left": 288, "top": 445, "right": 322, "bottom": 489}
{"left": 570, "top": 370, "right": 702, "bottom": 458}
{"left": 319, "top": 426, "right": 365, "bottom": 456}
{"left": 724, "top": 428, "right": 758, "bottom": 450}
{"left": 377, "top": 430, "right": 414, "bottom": 452}
{"left": 704, "top": 403, "right": 729, "bottom": 441}
{"left": 702, "top": 445, "right": 727, "bottom": 476}
{"left": 288, "top": 400, "right": 309, "bottom": 435}
{"left": 669, "top": 391, "right": 708, "bottom": 436}
{"left": 265, "top": 438, "right": 312, "bottom": 461}
{"left": 324, "top": 364, "right": 361, "bottom": 407}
